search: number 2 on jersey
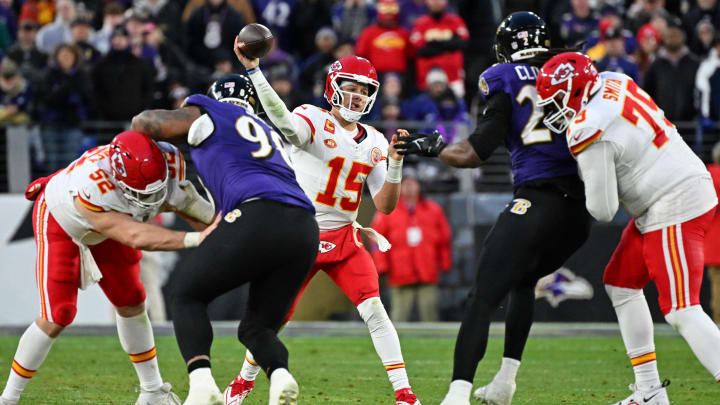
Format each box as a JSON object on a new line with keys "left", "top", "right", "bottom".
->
{"left": 235, "top": 116, "right": 293, "bottom": 166}
{"left": 316, "top": 156, "right": 373, "bottom": 212}
{"left": 516, "top": 85, "right": 552, "bottom": 145}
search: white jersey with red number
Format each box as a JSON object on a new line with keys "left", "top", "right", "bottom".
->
{"left": 290, "top": 104, "right": 389, "bottom": 231}
{"left": 43, "top": 142, "right": 189, "bottom": 245}
{"left": 568, "top": 72, "right": 717, "bottom": 232}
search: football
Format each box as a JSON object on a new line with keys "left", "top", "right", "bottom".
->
{"left": 237, "top": 23, "right": 274, "bottom": 59}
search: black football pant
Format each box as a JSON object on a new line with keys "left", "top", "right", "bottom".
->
{"left": 169, "top": 199, "right": 319, "bottom": 376}
{"left": 452, "top": 185, "right": 591, "bottom": 382}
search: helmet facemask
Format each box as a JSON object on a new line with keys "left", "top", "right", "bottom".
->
{"left": 329, "top": 75, "right": 379, "bottom": 123}
{"left": 116, "top": 178, "right": 168, "bottom": 209}
{"left": 537, "top": 76, "right": 599, "bottom": 134}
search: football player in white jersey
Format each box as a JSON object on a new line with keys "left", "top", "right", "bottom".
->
{"left": 230, "top": 40, "right": 420, "bottom": 405}
{"left": 537, "top": 52, "right": 720, "bottom": 405}
{"left": 0, "top": 131, "right": 217, "bottom": 405}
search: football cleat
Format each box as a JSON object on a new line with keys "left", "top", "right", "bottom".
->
{"left": 611, "top": 380, "right": 670, "bottom": 405}
{"left": 396, "top": 387, "right": 421, "bottom": 405}
{"left": 439, "top": 392, "right": 471, "bottom": 405}
{"left": 473, "top": 380, "right": 516, "bottom": 405}
{"left": 135, "top": 382, "right": 181, "bottom": 405}
{"left": 0, "top": 397, "right": 18, "bottom": 405}
{"left": 269, "top": 369, "right": 298, "bottom": 405}
{"left": 183, "top": 383, "right": 224, "bottom": 405}
{"left": 224, "top": 375, "right": 255, "bottom": 405}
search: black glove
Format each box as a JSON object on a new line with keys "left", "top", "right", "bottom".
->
{"left": 396, "top": 131, "right": 447, "bottom": 157}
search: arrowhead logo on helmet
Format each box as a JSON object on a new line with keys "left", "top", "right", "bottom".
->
{"left": 550, "top": 63, "right": 576, "bottom": 86}
{"left": 111, "top": 151, "right": 127, "bottom": 177}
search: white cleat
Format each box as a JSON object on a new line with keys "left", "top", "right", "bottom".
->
{"left": 136, "top": 382, "right": 182, "bottom": 405}
{"left": 269, "top": 369, "right": 299, "bottom": 405}
{"left": 439, "top": 392, "right": 471, "bottom": 405}
{"left": 473, "top": 380, "right": 516, "bottom": 405}
{"left": 0, "top": 397, "right": 18, "bottom": 405}
{"left": 611, "top": 380, "right": 670, "bottom": 405}
{"left": 183, "top": 383, "right": 224, "bottom": 405}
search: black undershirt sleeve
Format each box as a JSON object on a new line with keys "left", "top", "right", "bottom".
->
{"left": 466, "top": 91, "right": 513, "bottom": 161}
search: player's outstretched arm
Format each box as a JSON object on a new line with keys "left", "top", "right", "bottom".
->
{"left": 234, "top": 36, "right": 312, "bottom": 147}
{"left": 131, "top": 106, "right": 202, "bottom": 142}
{"left": 576, "top": 141, "right": 619, "bottom": 222}
{"left": 396, "top": 92, "right": 509, "bottom": 168}
{"left": 371, "top": 133, "right": 404, "bottom": 214}
{"left": 74, "top": 198, "right": 219, "bottom": 251}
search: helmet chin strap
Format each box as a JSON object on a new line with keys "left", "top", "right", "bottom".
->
{"left": 338, "top": 107, "right": 363, "bottom": 123}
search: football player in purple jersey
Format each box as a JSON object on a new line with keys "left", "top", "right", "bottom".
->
{"left": 397, "top": 12, "right": 592, "bottom": 405}
{"left": 131, "top": 74, "right": 318, "bottom": 405}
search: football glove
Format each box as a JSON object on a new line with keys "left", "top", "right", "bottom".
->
{"left": 396, "top": 131, "right": 447, "bottom": 157}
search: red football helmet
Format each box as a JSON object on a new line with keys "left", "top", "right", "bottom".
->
{"left": 325, "top": 55, "right": 380, "bottom": 122}
{"left": 109, "top": 131, "right": 168, "bottom": 209}
{"left": 536, "top": 52, "right": 600, "bottom": 133}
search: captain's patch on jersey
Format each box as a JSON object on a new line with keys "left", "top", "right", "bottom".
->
{"left": 509, "top": 198, "right": 532, "bottom": 215}
{"left": 319, "top": 241, "right": 336, "bottom": 253}
{"left": 370, "top": 147, "right": 384, "bottom": 166}
{"left": 479, "top": 76, "right": 489, "bottom": 95}
{"left": 324, "top": 119, "right": 335, "bottom": 134}
{"left": 224, "top": 208, "right": 242, "bottom": 223}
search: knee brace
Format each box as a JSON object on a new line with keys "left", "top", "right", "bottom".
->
{"left": 605, "top": 285, "right": 644, "bottom": 308}
{"left": 357, "top": 297, "right": 390, "bottom": 333}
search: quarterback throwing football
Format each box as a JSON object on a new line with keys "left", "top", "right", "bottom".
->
{"left": 233, "top": 39, "right": 420, "bottom": 405}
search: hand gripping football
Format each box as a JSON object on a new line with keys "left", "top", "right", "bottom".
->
{"left": 237, "top": 23, "right": 274, "bottom": 59}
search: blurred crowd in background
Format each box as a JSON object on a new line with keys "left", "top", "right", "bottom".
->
{"left": 2, "top": 0, "right": 720, "bottom": 177}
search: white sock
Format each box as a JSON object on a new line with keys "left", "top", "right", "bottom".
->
{"left": 116, "top": 311, "right": 163, "bottom": 391}
{"left": 241, "top": 351, "right": 261, "bottom": 381}
{"left": 1, "top": 322, "right": 55, "bottom": 402}
{"left": 357, "top": 297, "right": 410, "bottom": 391}
{"left": 494, "top": 357, "right": 521, "bottom": 383}
{"left": 269, "top": 367, "right": 293, "bottom": 384}
{"left": 446, "top": 380, "right": 472, "bottom": 399}
{"left": 189, "top": 367, "right": 218, "bottom": 389}
{"left": 665, "top": 305, "right": 720, "bottom": 380}
{"left": 606, "top": 285, "right": 661, "bottom": 391}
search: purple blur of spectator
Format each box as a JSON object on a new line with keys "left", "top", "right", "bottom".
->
{"left": 594, "top": 27, "right": 640, "bottom": 83}
{"left": 134, "top": 0, "right": 184, "bottom": 47}
{"left": 252, "top": 0, "right": 298, "bottom": 53}
{"left": 560, "top": 0, "right": 599, "bottom": 47}
{"left": 185, "top": 0, "right": 245, "bottom": 70}
{"left": 38, "top": 43, "right": 91, "bottom": 173}
{"left": 0, "top": 58, "right": 34, "bottom": 124}
{"left": 331, "top": 0, "right": 376, "bottom": 42}
{"left": 398, "top": 0, "right": 426, "bottom": 31}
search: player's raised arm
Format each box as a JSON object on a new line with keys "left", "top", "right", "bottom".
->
{"left": 74, "top": 197, "right": 219, "bottom": 251}
{"left": 575, "top": 140, "right": 620, "bottom": 222}
{"left": 396, "top": 92, "right": 510, "bottom": 168}
{"left": 130, "top": 105, "right": 202, "bottom": 142}
{"left": 233, "top": 36, "right": 313, "bottom": 147}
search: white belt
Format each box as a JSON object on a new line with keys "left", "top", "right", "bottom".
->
{"left": 352, "top": 221, "right": 392, "bottom": 252}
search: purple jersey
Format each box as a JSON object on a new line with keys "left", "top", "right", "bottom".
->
{"left": 479, "top": 63, "right": 578, "bottom": 185}
{"left": 184, "top": 94, "right": 314, "bottom": 214}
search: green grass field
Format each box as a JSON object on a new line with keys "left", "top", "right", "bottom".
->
{"left": 0, "top": 334, "right": 717, "bottom": 404}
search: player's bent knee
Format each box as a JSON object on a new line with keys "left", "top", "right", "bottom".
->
{"left": 605, "top": 284, "right": 644, "bottom": 307}
{"left": 52, "top": 303, "right": 77, "bottom": 327}
{"left": 664, "top": 305, "right": 703, "bottom": 329}
{"left": 115, "top": 302, "right": 145, "bottom": 318}
{"left": 357, "top": 297, "right": 390, "bottom": 330}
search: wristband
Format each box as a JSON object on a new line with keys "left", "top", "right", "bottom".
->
{"left": 246, "top": 67, "right": 259, "bottom": 75}
{"left": 386, "top": 156, "right": 403, "bottom": 184}
{"left": 183, "top": 232, "right": 201, "bottom": 248}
